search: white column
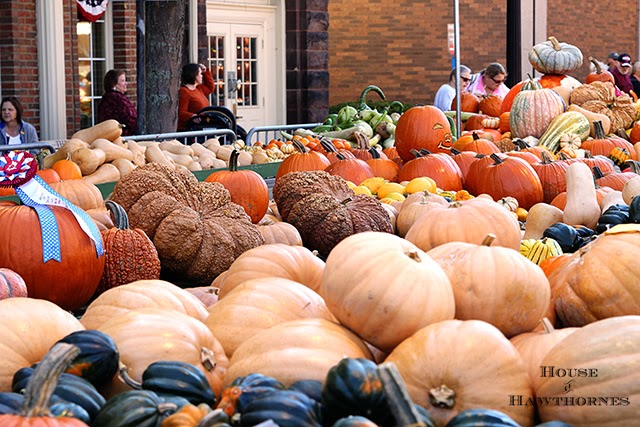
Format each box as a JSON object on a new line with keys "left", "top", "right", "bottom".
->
{"left": 520, "top": 0, "right": 547, "bottom": 79}
{"left": 189, "top": 0, "right": 198, "bottom": 63}
{"left": 36, "top": 0, "right": 67, "bottom": 141}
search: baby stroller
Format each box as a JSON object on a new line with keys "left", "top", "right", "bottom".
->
{"left": 186, "top": 106, "right": 247, "bottom": 143}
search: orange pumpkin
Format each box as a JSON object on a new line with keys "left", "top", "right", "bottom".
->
{"left": 451, "top": 91, "right": 480, "bottom": 113}
{"left": 404, "top": 197, "right": 522, "bottom": 251}
{"left": 534, "top": 316, "right": 640, "bottom": 426}
{"left": 324, "top": 154, "right": 375, "bottom": 186}
{"left": 427, "top": 234, "right": 551, "bottom": 337}
{"left": 398, "top": 150, "right": 463, "bottom": 191}
{"left": 275, "top": 140, "right": 331, "bottom": 181}
{"left": 0, "top": 204, "right": 105, "bottom": 311}
{"left": 51, "top": 159, "right": 83, "bottom": 180}
{"left": 205, "top": 149, "right": 269, "bottom": 223}
{"left": 0, "top": 268, "right": 27, "bottom": 300}
{"left": 36, "top": 168, "right": 61, "bottom": 184}
{"left": 366, "top": 148, "right": 400, "bottom": 182}
{"left": 385, "top": 319, "right": 534, "bottom": 426}
{"left": 477, "top": 94, "right": 502, "bottom": 117}
{"left": 586, "top": 57, "right": 615, "bottom": 85}
{"left": 500, "top": 80, "right": 526, "bottom": 113}
{"left": 395, "top": 105, "right": 453, "bottom": 160}
{"left": 321, "top": 232, "right": 455, "bottom": 352}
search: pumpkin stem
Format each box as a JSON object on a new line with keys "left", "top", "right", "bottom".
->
{"left": 419, "top": 148, "right": 432, "bottom": 156}
{"left": 377, "top": 362, "right": 423, "bottom": 425}
{"left": 406, "top": 249, "right": 422, "bottom": 262}
{"left": 540, "top": 150, "right": 554, "bottom": 164}
{"left": 450, "top": 148, "right": 461, "bottom": 155}
{"left": 513, "top": 138, "right": 530, "bottom": 151}
{"left": 105, "top": 200, "right": 130, "bottom": 230}
{"left": 320, "top": 137, "right": 337, "bottom": 153}
{"left": 592, "top": 165, "right": 605, "bottom": 180}
{"left": 472, "top": 132, "right": 479, "bottom": 141}
{"left": 593, "top": 121, "right": 606, "bottom": 140}
{"left": 410, "top": 149, "right": 423, "bottom": 158}
{"left": 292, "top": 139, "right": 307, "bottom": 153}
{"left": 589, "top": 57, "right": 603, "bottom": 74}
{"left": 548, "top": 36, "right": 561, "bottom": 50}
{"left": 117, "top": 361, "right": 143, "bottom": 389}
{"left": 428, "top": 384, "right": 456, "bottom": 409}
{"left": 228, "top": 149, "right": 240, "bottom": 172}
{"left": 201, "top": 347, "right": 217, "bottom": 371}
{"left": 336, "top": 152, "right": 346, "bottom": 161}
{"left": 540, "top": 317, "right": 556, "bottom": 334}
{"left": 481, "top": 233, "right": 496, "bottom": 246}
{"left": 489, "top": 153, "right": 504, "bottom": 164}
{"left": 22, "top": 342, "right": 81, "bottom": 417}
{"left": 368, "top": 147, "right": 381, "bottom": 159}
{"left": 354, "top": 132, "right": 371, "bottom": 150}
{"left": 616, "top": 128, "right": 631, "bottom": 141}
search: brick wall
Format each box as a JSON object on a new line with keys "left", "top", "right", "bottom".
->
{"left": 112, "top": 1, "right": 138, "bottom": 107}
{"left": 0, "top": 1, "right": 40, "bottom": 133}
{"left": 328, "top": 0, "right": 638, "bottom": 108}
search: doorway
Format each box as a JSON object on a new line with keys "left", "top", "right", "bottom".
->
{"left": 206, "top": 2, "right": 285, "bottom": 131}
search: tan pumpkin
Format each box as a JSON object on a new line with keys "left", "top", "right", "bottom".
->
{"left": 321, "top": 232, "right": 455, "bottom": 352}
{"left": 385, "top": 319, "right": 534, "bottom": 427}
{"left": 205, "top": 277, "right": 335, "bottom": 357}
{"left": 49, "top": 179, "right": 105, "bottom": 211}
{"left": 553, "top": 225, "right": 640, "bottom": 327}
{"left": 404, "top": 197, "right": 522, "bottom": 251}
{"left": 427, "top": 234, "right": 550, "bottom": 337}
{"left": 396, "top": 198, "right": 443, "bottom": 237}
{"left": 80, "top": 279, "right": 209, "bottom": 330}
{"left": 257, "top": 221, "right": 303, "bottom": 246}
{"left": 216, "top": 244, "right": 325, "bottom": 298}
{"left": 0, "top": 298, "right": 84, "bottom": 392}
{"left": 509, "top": 318, "right": 579, "bottom": 384}
{"left": 224, "top": 318, "right": 372, "bottom": 387}
{"left": 534, "top": 316, "right": 640, "bottom": 426}
{"left": 98, "top": 307, "right": 228, "bottom": 399}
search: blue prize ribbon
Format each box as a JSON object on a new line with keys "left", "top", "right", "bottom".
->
{"left": 33, "top": 176, "right": 105, "bottom": 257}
{"left": 15, "top": 186, "right": 62, "bottom": 262}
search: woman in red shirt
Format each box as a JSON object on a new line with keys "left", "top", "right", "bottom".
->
{"left": 178, "top": 63, "right": 215, "bottom": 131}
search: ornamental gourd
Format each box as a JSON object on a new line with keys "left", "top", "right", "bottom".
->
{"left": 509, "top": 83, "right": 566, "bottom": 139}
{"left": 95, "top": 201, "right": 161, "bottom": 297}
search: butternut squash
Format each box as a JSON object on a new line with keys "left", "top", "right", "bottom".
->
{"left": 622, "top": 175, "right": 640, "bottom": 204}
{"left": 187, "top": 161, "right": 203, "bottom": 172}
{"left": 71, "top": 147, "right": 107, "bottom": 176}
{"left": 522, "top": 203, "right": 564, "bottom": 240}
{"left": 237, "top": 150, "right": 253, "bottom": 166}
{"left": 159, "top": 139, "right": 194, "bottom": 156}
{"left": 251, "top": 150, "right": 270, "bottom": 164}
{"left": 214, "top": 145, "right": 235, "bottom": 162}
{"left": 144, "top": 143, "right": 175, "bottom": 168}
{"left": 162, "top": 150, "right": 194, "bottom": 167}
{"left": 203, "top": 138, "right": 221, "bottom": 149}
{"left": 90, "top": 138, "right": 135, "bottom": 162}
{"left": 112, "top": 137, "right": 126, "bottom": 147}
{"left": 127, "top": 140, "right": 147, "bottom": 167}
{"left": 71, "top": 119, "right": 123, "bottom": 143}
{"left": 567, "top": 104, "right": 611, "bottom": 137}
{"left": 82, "top": 163, "right": 121, "bottom": 185}
{"left": 599, "top": 190, "right": 625, "bottom": 212}
{"left": 562, "top": 161, "right": 601, "bottom": 229}
{"left": 111, "top": 158, "right": 136, "bottom": 179}
{"left": 191, "top": 143, "right": 217, "bottom": 158}
{"left": 43, "top": 138, "right": 89, "bottom": 168}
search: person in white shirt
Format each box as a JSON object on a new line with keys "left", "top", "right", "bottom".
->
{"left": 434, "top": 65, "right": 472, "bottom": 111}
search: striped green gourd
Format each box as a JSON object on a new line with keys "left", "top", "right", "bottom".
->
{"left": 537, "top": 111, "right": 590, "bottom": 153}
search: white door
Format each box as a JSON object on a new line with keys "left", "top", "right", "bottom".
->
{"left": 207, "top": 4, "right": 284, "bottom": 133}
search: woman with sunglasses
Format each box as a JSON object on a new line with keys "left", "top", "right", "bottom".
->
{"left": 434, "top": 65, "right": 472, "bottom": 111}
{"left": 466, "top": 62, "right": 510, "bottom": 99}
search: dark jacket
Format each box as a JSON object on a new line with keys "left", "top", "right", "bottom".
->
{"left": 97, "top": 89, "right": 138, "bottom": 135}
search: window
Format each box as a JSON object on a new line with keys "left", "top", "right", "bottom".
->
{"left": 208, "top": 35, "right": 226, "bottom": 106}
{"left": 77, "top": 17, "right": 109, "bottom": 129}
{"left": 236, "top": 36, "right": 258, "bottom": 106}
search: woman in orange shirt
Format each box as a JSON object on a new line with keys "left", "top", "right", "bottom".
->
{"left": 178, "top": 63, "right": 215, "bottom": 131}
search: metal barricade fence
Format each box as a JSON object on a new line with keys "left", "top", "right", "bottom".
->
{"left": 0, "top": 142, "right": 58, "bottom": 154}
{"left": 244, "top": 123, "right": 323, "bottom": 145}
{"left": 126, "top": 129, "right": 237, "bottom": 145}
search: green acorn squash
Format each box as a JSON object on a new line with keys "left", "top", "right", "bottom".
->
{"left": 321, "top": 358, "right": 390, "bottom": 426}
{"left": 92, "top": 390, "right": 183, "bottom": 427}
{"left": 57, "top": 329, "right": 119, "bottom": 387}
{"left": 543, "top": 222, "right": 582, "bottom": 252}
{"left": 332, "top": 415, "right": 379, "bottom": 427}
{"left": 289, "top": 379, "right": 323, "bottom": 402}
{"left": 12, "top": 366, "right": 105, "bottom": 422}
{"left": 596, "top": 204, "right": 630, "bottom": 234}
{"left": 239, "top": 389, "right": 322, "bottom": 427}
{"left": 443, "top": 408, "right": 521, "bottom": 426}
{"left": 141, "top": 361, "right": 216, "bottom": 406}
{"left": 216, "top": 373, "right": 285, "bottom": 417}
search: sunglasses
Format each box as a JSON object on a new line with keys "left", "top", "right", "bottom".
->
{"left": 491, "top": 77, "right": 505, "bottom": 84}
{"left": 460, "top": 76, "right": 470, "bottom": 83}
